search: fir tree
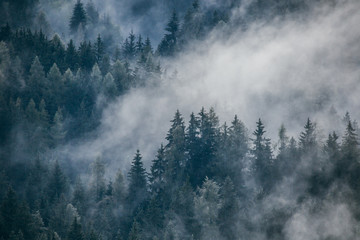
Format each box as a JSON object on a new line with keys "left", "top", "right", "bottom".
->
{"left": 91, "top": 156, "right": 106, "bottom": 202}
{"left": 252, "top": 119, "right": 273, "bottom": 193}
{"left": 67, "top": 217, "right": 84, "bottom": 240}
{"left": 65, "top": 40, "right": 79, "bottom": 71}
{"left": 157, "top": 10, "right": 179, "bottom": 56}
{"left": 47, "top": 160, "right": 68, "bottom": 203}
{"left": 127, "top": 150, "right": 147, "bottom": 207}
{"left": 150, "top": 145, "right": 167, "bottom": 194}
{"left": 70, "top": 0, "right": 87, "bottom": 34}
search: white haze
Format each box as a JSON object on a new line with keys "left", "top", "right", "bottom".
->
{"left": 53, "top": 1, "right": 360, "bottom": 239}
{"left": 59, "top": 0, "right": 360, "bottom": 170}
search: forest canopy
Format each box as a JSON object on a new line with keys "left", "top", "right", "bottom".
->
{"left": 1, "top": 0, "right": 360, "bottom": 240}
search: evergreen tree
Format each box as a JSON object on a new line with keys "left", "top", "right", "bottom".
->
{"left": 50, "top": 35, "right": 66, "bottom": 72}
{"left": 67, "top": 217, "right": 84, "bottom": 240}
{"left": 228, "top": 115, "right": 248, "bottom": 160}
{"left": 128, "top": 220, "right": 141, "bottom": 240}
{"left": 91, "top": 156, "right": 106, "bottom": 202}
{"left": 157, "top": 10, "right": 179, "bottom": 56}
{"left": 143, "top": 37, "right": 153, "bottom": 56}
{"left": 180, "top": 0, "right": 203, "bottom": 44}
{"left": 72, "top": 178, "right": 86, "bottom": 216}
{"left": 86, "top": 1, "right": 99, "bottom": 25}
{"left": 324, "top": 132, "right": 340, "bottom": 164}
{"left": 102, "top": 72, "right": 117, "bottom": 98}
{"left": 127, "top": 150, "right": 147, "bottom": 207}
{"left": 27, "top": 56, "right": 46, "bottom": 103}
{"left": 65, "top": 40, "right": 79, "bottom": 71}
{"left": 135, "top": 35, "right": 144, "bottom": 55}
{"left": 78, "top": 41, "right": 95, "bottom": 71}
{"left": 218, "top": 177, "right": 239, "bottom": 240}
{"left": 113, "top": 170, "right": 126, "bottom": 203}
{"left": 51, "top": 107, "right": 67, "bottom": 145}
{"left": 0, "top": 187, "right": 18, "bottom": 239}
{"left": 150, "top": 145, "right": 167, "bottom": 194}
{"left": 47, "top": 160, "right": 68, "bottom": 203}
{"left": 191, "top": 107, "right": 219, "bottom": 186}
{"left": 111, "top": 60, "right": 128, "bottom": 92}
{"left": 165, "top": 110, "right": 186, "bottom": 187}
{"left": 252, "top": 119, "right": 273, "bottom": 193}
{"left": 123, "top": 31, "right": 136, "bottom": 60}
{"left": 70, "top": 0, "right": 87, "bottom": 34}
{"left": 90, "top": 63, "right": 102, "bottom": 92}
{"left": 94, "top": 34, "right": 104, "bottom": 65}
{"left": 299, "top": 118, "right": 317, "bottom": 154}
{"left": 194, "top": 177, "right": 221, "bottom": 240}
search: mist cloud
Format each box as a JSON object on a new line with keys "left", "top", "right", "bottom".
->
{"left": 56, "top": 0, "right": 360, "bottom": 174}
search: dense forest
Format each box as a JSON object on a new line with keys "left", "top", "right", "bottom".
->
{"left": 1, "top": 0, "right": 360, "bottom": 239}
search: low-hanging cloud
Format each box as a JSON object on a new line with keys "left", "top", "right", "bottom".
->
{"left": 57, "top": 0, "right": 360, "bottom": 178}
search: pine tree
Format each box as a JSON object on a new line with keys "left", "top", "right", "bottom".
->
{"left": 299, "top": 118, "right": 317, "bottom": 153}
{"left": 70, "top": 0, "right": 87, "bottom": 34}
{"left": 135, "top": 35, "right": 144, "bottom": 55}
{"left": 324, "top": 132, "right": 340, "bottom": 164}
{"left": 111, "top": 60, "right": 128, "bottom": 92}
{"left": 65, "top": 40, "right": 79, "bottom": 71}
{"left": 78, "top": 41, "right": 95, "bottom": 71}
{"left": 252, "top": 119, "right": 273, "bottom": 193}
{"left": 0, "top": 187, "right": 18, "bottom": 239}
{"left": 191, "top": 107, "right": 219, "bottom": 186}
{"left": 194, "top": 177, "right": 221, "bottom": 240}
{"left": 157, "top": 10, "right": 179, "bottom": 56}
{"left": 90, "top": 63, "right": 102, "bottom": 92}
{"left": 27, "top": 56, "right": 46, "bottom": 103}
{"left": 127, "top": 150, "right": 147, "bottom": 207}
{"left": 143, "top": 37, "right": 153, "bottom": 55}
{"left": 94, "top": 34, "right": 104, "bottom": 65}
{"left": 47, "top": 160, "right": 68, "bottom": 203}
{"left": 123, "top": 31, "right": 136, "bottom": 60}
{"left": 67, "top": 217, "right": 84, "bottom": 240}
{"left": 180, "top": 0, "right": 203, "bottom": 44}
{"left": 51, "top": 107, "right": 67, "bottom": 145}
{"left": 25, "top": 99, "right": 39, "bottom": 123}
{"left": 113, "top": 170, "right": 126, "bottom": 203}
{"left": 72, "top": 178, "right": 86, "bottom": 215}
{"left": 229, "top": 115, "right": 248, "bottom": 161}
{"left": 128, "top": 220, "right": 141, "bottom": 240}
{"left": 218, "top": 177, "right": 239, "bottom": 240}
{"left": 150, "top": 145, "right": 167, "bottom": 194}
{"left": 50, "top": 35, "right": 66, "bottom": 72}
{"left": 165, "top": 110, "right": 186, "bottom": 187}
{"left": 102, "top": 72, "right": 117, "bottom": 98}
{"left": 48, "top": 63, "right": 62, "bottom": 85}
{"left": 86, "top": 1, "right": 99, "bottom": 25}
{"left": 91, "top": 156, "right": 106, "bottom": 202}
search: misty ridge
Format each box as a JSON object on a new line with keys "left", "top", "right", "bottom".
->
{"left": 1, "top": 0, "right": 360, "bottom": 239}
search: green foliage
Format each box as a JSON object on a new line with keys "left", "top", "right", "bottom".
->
{"left": 67, "top": 217, "right": 84, "bottom": 240}
{"left": 127, "top": 150, "right": 148, "bottom": 207}
{"left": 70, "top": 0, "right": 87, "bottom": 34}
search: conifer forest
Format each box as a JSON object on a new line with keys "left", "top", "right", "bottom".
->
{"left": 1, "top": 0, "right": 360, "bottom": 239}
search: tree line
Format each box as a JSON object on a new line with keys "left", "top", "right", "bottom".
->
{"left": 1, "top": 106, "right": 360, "bottom": 240}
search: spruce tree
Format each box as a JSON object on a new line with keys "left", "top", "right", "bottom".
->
{"left": 157, "top": 10, "right": 179, "bottom": 56}
{"left": 70, "top": 0, "right": 87, "bottom": 34}
{"left": 65, "top": 40, "right": 79, "bottom": 71}
{"left": 47, "top": 160, "right": 68, "bottom": 203}
{"left": 150, "top": 145, "right": 167, "bottom": 194}
{"left": 91, "top": 156, "right": 106, "bottom": 202}
{"left": 252, "top": 119, "right": 273, "bottom": 193}
{"left": 67, "top": 217, "right": 84, "bottom": 240}
{"left": 127, "top": 150, "right": 147, "bottom": 207}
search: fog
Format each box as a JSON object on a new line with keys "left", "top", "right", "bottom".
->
{"left": 56, "top": 0, "right": 360, "bottom": 174}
